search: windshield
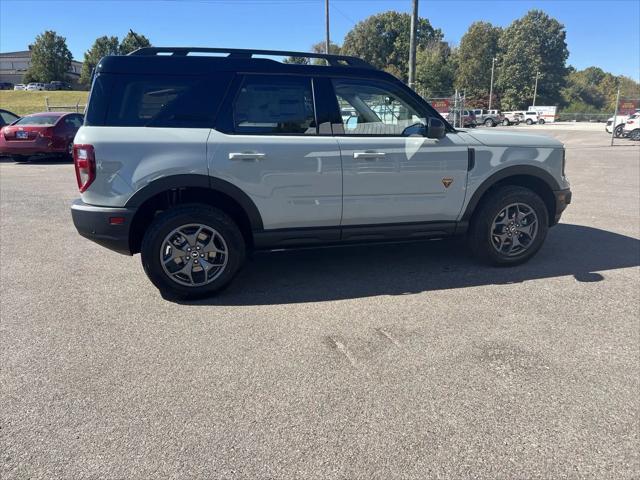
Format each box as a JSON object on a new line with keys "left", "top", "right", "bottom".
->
{"left": 14, "top": 115, "right": 60, "bottom": 126}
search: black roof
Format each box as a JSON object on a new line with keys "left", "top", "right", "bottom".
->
{"left": 96, "top": 47, "right": 395, "bottom": 81}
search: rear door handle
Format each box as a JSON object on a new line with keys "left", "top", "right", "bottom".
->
{"left": 353, "top": 151, "right": 386, "bottom": 160}
{"left": 229, "top": 152, "right": 266, "bottom": 161}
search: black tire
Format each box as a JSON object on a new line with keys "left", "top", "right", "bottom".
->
{"left": 538, "top": 118, "right": 545, "bottom": 125}
{"left": 614, "top": 124, "right": 625, "bottom": 138}
{"left": 629, "top": 129, "right": 640, "bottom": 141}
{"left": 502, "top": 119, "right": 510, "bottom": 126}
{"left": 484, "top": 118, "right": 495, "bottom": 127}
{"left": 141, "top": 204, "right": 246, "bottom": 299}
{"left": 526, "top": 118, "right": 534, "bottom": 125}
{"left": 468, "top": 186, "right": 549, "bottom": 266}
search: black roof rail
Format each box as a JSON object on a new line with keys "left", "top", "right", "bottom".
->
{"left": 128, "top": 47, "right": 373, "bottom": 68}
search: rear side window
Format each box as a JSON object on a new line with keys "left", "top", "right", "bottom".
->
{"left": 233, "top": 75, "right": 316, "bottom": 135}
{"left": 64, "top": 115, "right": 83, "bottom": 128}
{"left": 86, "top": 72, "right": 232, "bottom": 128}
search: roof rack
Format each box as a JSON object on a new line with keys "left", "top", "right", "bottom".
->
{"left": 128, "top": 47, "right": 373, "bottom": 68}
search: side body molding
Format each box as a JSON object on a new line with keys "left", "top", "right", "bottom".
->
{"left": 460, "top": 165, "right": 561, "bottom": 222}
{"left": 124, "top": 174, "right": 264, "bottom": 231}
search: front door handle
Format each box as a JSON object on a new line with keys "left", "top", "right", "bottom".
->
{"left": 353, "top": 151, "right": 386, "bottom": 160}
{"left": 229, "top": 152, "right": 266, "bottom": 161}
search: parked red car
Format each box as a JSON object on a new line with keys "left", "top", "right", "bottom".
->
{"left": 0, "top": 112, "right": 83, "bottom": 161}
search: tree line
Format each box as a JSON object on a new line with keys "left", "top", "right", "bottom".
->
{"left": 22, "top": 30, "right": 151, "bottom": 86}
{"left": 289, "top": 9, "right": 639, "bottom": 111}
{"left": 22, "top": 10, "right": 639, "bottom": 112}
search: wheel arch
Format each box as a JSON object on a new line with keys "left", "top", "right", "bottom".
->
{"left": 462, "top": 166, "right": 560, "bottom": 226}
{"left": 126, "top": 174, "right": 263, "bottom": 254}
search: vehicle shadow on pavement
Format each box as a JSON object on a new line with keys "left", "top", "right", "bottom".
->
{"left": 177, "top": 224, "right": 640, "bottom": 306}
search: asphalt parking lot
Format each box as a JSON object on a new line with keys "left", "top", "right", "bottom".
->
{"left": 1, "top": 127, "right": 639, "bottom": 479}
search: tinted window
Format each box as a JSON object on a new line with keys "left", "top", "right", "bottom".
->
{"left": 0, "top": 111, "right": 19, "bottom": 126}
{"left": 331, "top": 79, "right": 427, "bottom": 136}
{"left": 87, "top": 72, "right": 232, "bottom": 128}
{"left": 233, "top": 75, "right": 316, "bottom": 135}
{"left": 64, "top": 115, "right": 83, "bottom": 128}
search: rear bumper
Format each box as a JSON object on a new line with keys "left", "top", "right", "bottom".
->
{"left": 71, "top": 199, "right": 136, "bottom": 255}
{"left": 0, "top": 137, "right": 66, "bottom": 156}
{"left": 552, "top": 188, "right": 572, "bottom": 225}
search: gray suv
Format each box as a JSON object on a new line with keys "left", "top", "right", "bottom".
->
{"left": 71, "top": 47, "right": 571, "bottom": 299}
{"left": 473, "top": 109, "right": 504, "bottom": 127}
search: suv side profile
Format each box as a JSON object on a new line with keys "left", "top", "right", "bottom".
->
{"left": 472, "top": 109, "right": 504, "bottom": 127}
{"left": 71, "top": 47, "right": 571, "bottom": 299}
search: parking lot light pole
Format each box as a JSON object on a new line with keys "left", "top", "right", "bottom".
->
{"left": 488, "top": 57, "right": 496, "bottom": 110}
{"left": 611, "top": 86, "right": 620, "bottom": 146}
{"left": 532, "top": 70, "right": 539, "bottom": 106}
{"left": 325, "top": 0, "right": 330, "bottom": 55}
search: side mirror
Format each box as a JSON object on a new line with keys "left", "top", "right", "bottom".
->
{"left": 427, "top": 117, "right": 446, "bottom": 139}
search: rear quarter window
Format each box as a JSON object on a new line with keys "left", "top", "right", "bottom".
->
{"left": 85, "top": 72, "right": 233, "bottom": 128}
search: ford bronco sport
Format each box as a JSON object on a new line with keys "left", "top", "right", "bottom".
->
{"left": 71, "top": 47, "right": 571, "bottom": 299}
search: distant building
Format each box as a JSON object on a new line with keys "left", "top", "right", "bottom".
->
{"left": 0, "top": 50, "right": 82, "bottom": 87}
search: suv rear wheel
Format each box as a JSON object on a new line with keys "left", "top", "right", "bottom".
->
{"left": 141, "top": 205, "right": 246, "bottom": 299}
{"left": 614, "top": 124, "right": 625, "bottom": 137}
{"left": 468, "top": 186, "right": 549, "bottom": 266}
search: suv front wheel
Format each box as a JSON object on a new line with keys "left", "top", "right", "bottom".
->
{"left": 468, "top": 186, "right": 549, "bottom": 266}
{"left": 141, "top": 205, "right": 246, "bottom": 299}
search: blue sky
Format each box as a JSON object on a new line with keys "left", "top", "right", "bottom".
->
{"left": 1, "top": 0, "right": 639, "bottom": 79}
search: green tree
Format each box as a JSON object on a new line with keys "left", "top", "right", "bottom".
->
{"left": 24, "top": 31, "right": 72, "bottom": 83}
{"left": 283, "top": 40, "right": 341, "bottom": 64}
{"left": 415, "top": 41, "right": 455, "bottom": 97}
{"left": 80, "top": 35, "right": 120, "bottom": 87}
{"left": 496, "top": 10, "right": 569, "bottom": 109}
{"left": 119, "top": 31, "right": 151, "bottom": 55}
{"left": 341, "top": 11, "right": 442, "bottom": 81}
{"left": 561, "top": 66, "right": 640, "bottom": 112}
{"left": 454, "top": 21, "right": 502, "bottom": 99}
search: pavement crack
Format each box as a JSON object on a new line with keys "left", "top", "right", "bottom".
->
{"left": 326, "top": 335, "right": 358, "bottom": 368}
{"left": 375, "top": 327, "right": 401, "bottom": 347}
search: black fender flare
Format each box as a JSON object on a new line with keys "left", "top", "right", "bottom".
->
{"left": 461, "top": 165, "right": 560, "bottom": 222}
{"left": 125, "top": 174, "right": 264, "bottom": 230}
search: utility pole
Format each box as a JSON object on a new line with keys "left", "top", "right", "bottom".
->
{"left": 408, "top": 0, "right": 419, "bottom": 90}
{"left": 488, "top": 57, "right": 496, "bottom": 110}
{"left": 325, "top": 0, "right": 330, "bottom": 55}
{"left": 532, "top": 70, "right": 539, "bottom": 107}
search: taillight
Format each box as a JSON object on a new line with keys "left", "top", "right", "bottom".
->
{"left": 74, "top": 144, "right": 96, "bottom": 192}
